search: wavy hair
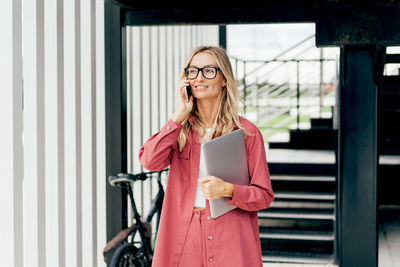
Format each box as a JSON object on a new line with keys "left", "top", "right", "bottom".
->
{"left": 176, "top": 46, "right": 252, "bottom": 152}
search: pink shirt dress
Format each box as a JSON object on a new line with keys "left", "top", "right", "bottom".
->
{"left": 139, "top": 115, "right": 274, "bottom": 267}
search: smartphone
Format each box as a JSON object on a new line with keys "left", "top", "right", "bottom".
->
{"left": 185, "top": 86, "right": 192, "bottom": 102}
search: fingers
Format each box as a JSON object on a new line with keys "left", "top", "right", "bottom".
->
{"left": 198, "top": 176, "right": 217, "bottom": 184}
{"left": 178, "top": 79, "right": 190, "bottom": 94}
{"left": 198, "top": 177, "right": 210, "bottom": 184}
{"left": 199, "top": 178, "right": 220, "bottom": 200}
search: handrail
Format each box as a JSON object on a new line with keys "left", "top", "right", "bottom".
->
{"left": 231, "top": 34, "right": 316, "bottom": 80}
{"left": 231, "top": 43, "right": 339, "bottom": 141}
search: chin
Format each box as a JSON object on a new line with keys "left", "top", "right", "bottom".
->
{"left": 194, "top": 92, "right": 219, "bottom": 100}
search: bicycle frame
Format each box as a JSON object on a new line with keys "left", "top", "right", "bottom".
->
{"left": 116, "top": 170, "right": 166, "bottom": 265}
{"left": 125, "top": 184, "right": 153, "bottom": 264}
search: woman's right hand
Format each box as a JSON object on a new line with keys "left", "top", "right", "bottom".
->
{"left": 171, "top": 79, "right": 193, "bottom": 124}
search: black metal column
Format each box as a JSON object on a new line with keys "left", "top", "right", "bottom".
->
{"left": 219, "top": 25, "right": 227, "bottom": 49}
{"left": 104, "top": 1, "right": 126, "bottom": 260}
{"left": 338, "top": 46, "right": 378, "bottom": 267}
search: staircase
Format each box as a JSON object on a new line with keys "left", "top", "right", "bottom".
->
{"left": 379, "top": 54, "right": 400, "bottom": 155}
{"left": 258, "top": 51, "right": 400, "bottom": 265}
{"left": 259, "top": 154, "right": 337, "bottom": 264}
{"left": 233, "top": 37, "right": 339, "bottom": 264}
{"left": 378, "top": 53, "right": 400, "bottom": 206}
{"left": 269, "top": 117, "right": 335, "bottom": 150}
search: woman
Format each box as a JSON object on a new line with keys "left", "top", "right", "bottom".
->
{"left": 139, "top": 46, "right": 274, "bottom": 267}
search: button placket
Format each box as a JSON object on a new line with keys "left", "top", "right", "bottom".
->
{"left": 204, "top": 211, "right": 215, "bottom": 265}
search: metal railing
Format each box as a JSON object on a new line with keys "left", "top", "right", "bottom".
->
{"left": 230, "top": 35, "right": 339, "bottom": 142}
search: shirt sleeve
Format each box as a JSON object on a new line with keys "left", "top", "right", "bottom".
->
{"left": 138, "top": 119, "right": 183, "bottom": 171}
{"left": 227, "top": 127, "right": 274, "bottom": 211}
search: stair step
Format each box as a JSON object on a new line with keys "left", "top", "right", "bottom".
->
{"left": 271, "top": 174, "right": 336, "bottom": 182}
{"left": 288, "top": 129, "right": 335, "bottom": 150}
{"left": 268, "top": 162, "right": 336, "bottom": 176}
{"left": 385, "top": 54, "right": 400, "bottom": 64}
{"left": 382, "top": 76, "right": 400, "bottom": 93}
{"left": 259, "top": 209, "right": 335, "bottom": 220}
{"left": 274, "top": 191, "right": 336, "bottom": 200}
{"left": 262, "top": 252, "right": 335, "bottom": 264}
{"left": 310, "top": 117, "right": 333, "bottom": 128}
{"left": 270, "top": 200, "right": 334, "bottom": 209}
{"left": 260, "top": 229, "right": 334, "bottom": 241}
{"left": 258, "top": 220, "right": 334, "bottom": 231}
{"left": 383, "top": 75, "right": 400, "bottom": 84}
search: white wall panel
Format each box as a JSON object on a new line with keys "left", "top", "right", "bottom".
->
{"left": 130, "top": 26, "right": 144, "bottom": 220}
{"left": 150, "top": 27, "right": 160, "bottom": 200}
{"left": 166, "top": 26, "right": 174, "bottom": 118}
{"left": 159, "top": 27, "right": 168, "bottom": 125}
{"left": 44, "top": 0, "right": 65, "bottom": 266}
{"left": 141, "top": 26, "right": 151, "bottom": 214}
{"left": 3, "top": 0, "right": 106, "bottom": 266}
{"left": 64, "top": 0, "right": 80, "bottom": 265}
{"left": 22, "top": 0, "right": 46, "bottom": 266}
{"left": 95, "top": 1, "right": 106, "bottom": 265}
{"left": 80, "top": 0, "right": 95, "bottom": 265}
{"left": 0, "top": 0, "right": 23, "bottom": 266}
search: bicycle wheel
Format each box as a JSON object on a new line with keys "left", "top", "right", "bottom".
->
{"left": 109, "top": 243, "right": 148, "bottom": 267}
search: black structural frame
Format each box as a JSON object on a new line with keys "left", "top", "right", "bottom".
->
{"left": 104, "top": 2, "right": 400, "bottom": 267}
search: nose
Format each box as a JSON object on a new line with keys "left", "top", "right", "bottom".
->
{"left": 195, "top": 70, "right": 206, "bottom": 81}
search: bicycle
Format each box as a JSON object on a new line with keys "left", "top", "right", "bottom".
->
{"left": 104, "top": 168, "right": 168, "bottom": 267}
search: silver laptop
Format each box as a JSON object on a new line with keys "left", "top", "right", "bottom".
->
{"left": 202, "top": 129, "right": 249, "bottom": 218}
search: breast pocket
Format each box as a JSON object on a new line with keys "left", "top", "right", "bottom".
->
{"left": 178, "top": 144, "right": 191, "bottom": 159}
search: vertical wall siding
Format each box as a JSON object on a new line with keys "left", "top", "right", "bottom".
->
{"left": 95, "top": 2, "right": 106, "bottom": 266}
{"left": 0, "top": 0, "right": 23, "bottom": 266}
{"left": 127, "top": 25, "right": 219, "bottom": 229}
{"left": 1, "top": 0, "right": 106, "bottom": 266}
{"left": 44, "top": 0, "right": 65, "bottom": 267}
{"left": 22, "top": 1, "right": 46, "bottom": 267}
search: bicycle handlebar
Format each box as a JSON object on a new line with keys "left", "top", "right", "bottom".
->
{"left": 108, "top": 168, "right": 169, "bottom": 187}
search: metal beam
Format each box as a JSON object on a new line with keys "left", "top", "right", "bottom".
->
{"left": 123, "top": 7, "right": 316, "bottom": 26}
{"left": 316, "top": 3, "right": 400, "bottom": 46}
{"left": 338, "top": 46, "right": 378, "bottom": 267}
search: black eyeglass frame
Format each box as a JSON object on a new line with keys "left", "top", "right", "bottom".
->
{"left": 184, "top": 66, "right": 221, "bottom": 80}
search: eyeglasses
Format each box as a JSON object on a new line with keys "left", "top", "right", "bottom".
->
{"left": 184, "top": 66, "right": 221, "bottom": 80}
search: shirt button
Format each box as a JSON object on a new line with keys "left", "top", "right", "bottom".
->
{"left": 209, "top": 257, "right": 214, "bottom": 262}
{"left": 166, "top": 126, "right": 171, "bottom": 130}
{"left": 194, "top": 213, "right": 199, "bottom": 217}
{"left": 208, "top": 236, "right": 213, "bottom": 240}
{"left": 207, "top": 215, "right": 211, "bottom": 220}
{"left": 235, "top": 202, "right": 239, "bottom": 206}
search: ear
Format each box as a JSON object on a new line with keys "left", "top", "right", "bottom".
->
{"left": 222, "top": 78, "right": 227, "bottom": 88}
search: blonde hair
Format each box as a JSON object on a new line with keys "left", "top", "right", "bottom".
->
{"left": 176, "top": 46, "right": 251, "bottom": 152}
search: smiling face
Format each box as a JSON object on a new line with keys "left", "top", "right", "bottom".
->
{"left": 188, "top": 52, "right": 226, "bottom": 101}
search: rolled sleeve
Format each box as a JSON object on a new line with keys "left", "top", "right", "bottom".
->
{"left": 139, "top": 119, "right": 183, "bottom": 171}
{"left": 161, "top": 119, "right": 182, "bottom": 133}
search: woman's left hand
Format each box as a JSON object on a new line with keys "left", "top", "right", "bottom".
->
{"left": 198, "top": 176, "right": 234, "bottom": 200}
